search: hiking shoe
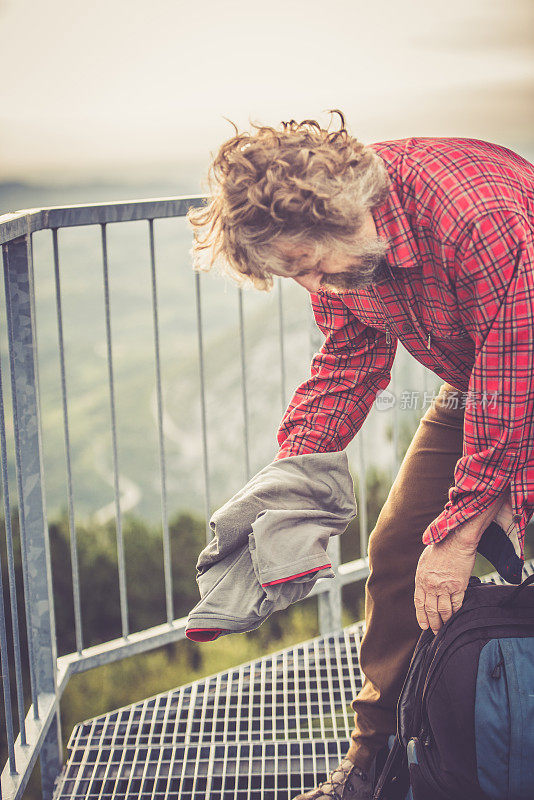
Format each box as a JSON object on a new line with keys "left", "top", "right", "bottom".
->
{"left": 291, "top": 757, "right": 372, "bottom": 800}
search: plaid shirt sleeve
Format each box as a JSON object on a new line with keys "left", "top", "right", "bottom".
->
{"left": 424, "top": 210, "right": 534, "bottom": 546}
{"left": 275, "top": 289, "right": 397, "bottom": 460}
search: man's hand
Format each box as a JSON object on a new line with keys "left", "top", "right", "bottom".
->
{"left": 414, "top": 536, "right": 477, "bottom": 634}
{"left": 414, "top": 493, "right": 508, "bottom": 634}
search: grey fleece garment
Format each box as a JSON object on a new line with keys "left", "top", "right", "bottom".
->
{"left": 185, "top": 451, "right": 357, "bottom": 641}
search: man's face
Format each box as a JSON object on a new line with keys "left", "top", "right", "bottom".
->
{"left": 271, "top": 241, "right": 389, "bottom": 293}
{"left": 268, "top": 216, "right": 390, "bottom": 293}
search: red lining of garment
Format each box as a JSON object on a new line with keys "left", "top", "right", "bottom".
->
{"left": 261, "top": 563, "right": 332, "bottom": 587}
{"left": 185, "top": 628, "right": 227, "bottom": 642}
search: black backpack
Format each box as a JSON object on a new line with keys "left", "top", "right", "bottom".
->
{"left": 373, "top": 573, "right": 534, "bottom": 800}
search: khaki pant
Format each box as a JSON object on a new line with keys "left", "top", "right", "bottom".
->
{"left": 346, "top": 382, "right": 466, "bottom": 770}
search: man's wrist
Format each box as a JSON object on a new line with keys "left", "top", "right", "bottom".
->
{"left": 447, "top": 492, "right": 508, "bottom": 551}
{"left": 449, "top": 521, "right": 483, "bottom": 553}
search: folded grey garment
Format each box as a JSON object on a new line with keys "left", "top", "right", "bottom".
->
{"left": 186, "top": 451, "right": 357, "bottom": 642}
{"left": 185, "top": 541, "right": 336, "bottom": 641}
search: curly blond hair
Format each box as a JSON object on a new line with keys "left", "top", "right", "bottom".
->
{"left": 187, "top": 110, "right": 390, "bottom": 290}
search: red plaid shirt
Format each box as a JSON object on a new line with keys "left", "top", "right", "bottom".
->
{"left": 276, "top": 137, "right": 534, "bottom": 557}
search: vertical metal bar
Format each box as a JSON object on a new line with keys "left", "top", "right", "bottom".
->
{"left": 291, "top": 647, "right": 303, "bottom": 794}
{"left": 312, "top": 640, "right": 327, "bottom": 739}
{"left": 0, "top": 361, "right": 18, "bottom": 773}
{"left": 281, "top": 652, "right": 288, "bottom": 738}
{"left": 25, "top": 233, "right": 64, "bottom": 796}
{"left": 333, "top": 634, "right": 350, "bottom": 735}
{"left": 344, "top": 627, "right": 360, "bottom": 704}
{"left": 2, "top": 243, "right": 39, "bottom": 721}
{"left": 317, "top": 539, "right": 342, "bottom": 635}
{"left": 277, "top": 279, "right": 287, "bottom": 414}
{"left": 391, "top": 357, "right": 399, "bottom": 479}
{"left": 3, "top": 234, "right": 62, "bottom": 798}
{"left": 147, "top": 220, "right": 173, "bottom": 623}
{"left": 422, "top": 361, "right": 431, "bottom": 420}
{"left": 194, "top": 273, "right": 212, "bottom": 545}
{"left": 100, "top": 224, "right": 129, "bottom": 638}
{"left": 0, "top": 547, "right": 16, "bottom": 775}
{"left": 270, "top": 660, "right": 278, "bottom": 795}
{"left": 0, "top": 353, "right": 27, "bottom": 747}
{"left": 357, "top": 431, "right": 368, "bottom": 559}
{"left": 422, "top": 361, "right": 429, "bottom": 403}
{"left": 151, "top": 692, "right": 173, "bottom": 794}
{"left": 52, "top": 229, "right": 84, "bottom": 654}
{"left": 237, "top": 288, "right": 250, "bottom": 481}
{"left": 322, "top": 632, "right": 337, "bottom": 738}
{"left": 307, "top": 299, "right": 342, "bottom": 634}
{"left": 302, "top": 640, "right": 313, "bottom": 738}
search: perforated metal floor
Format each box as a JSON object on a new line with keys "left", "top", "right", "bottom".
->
{"left": 54, "top": 621, "right": 366, "bottom": 800}
{"left": 53, "top": 561, "right": 534, "bottom": 800}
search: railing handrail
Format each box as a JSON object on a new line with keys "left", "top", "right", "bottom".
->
{"left": 0, "top": 194, "right": 209, "bottom": 245}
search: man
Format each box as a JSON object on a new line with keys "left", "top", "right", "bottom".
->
{"left": 187, "top": 111, "right": 534, "bottom": 799}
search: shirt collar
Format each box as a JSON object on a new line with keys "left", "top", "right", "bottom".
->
{"left": 371, "top": 181, "right": 420, "bottom": 271}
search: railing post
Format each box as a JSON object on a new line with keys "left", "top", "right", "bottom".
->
{"left": 317, "top": 533, "right": 342, "bottom": 636}
{"left": 308, "top": 302, "right": 343, "bottom": 635}
{"left": 3, "top": 235, "right": 62, "bottom": 799}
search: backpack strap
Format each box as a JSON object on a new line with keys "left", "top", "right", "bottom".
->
{"left": 468, "top": 576, "right": 482, "bottom": 588}
{"left": 500, "top": 572, "right": 534, "bottom": 608}
{"left": 372, "top": 735, "right": 410, "bottom": 800}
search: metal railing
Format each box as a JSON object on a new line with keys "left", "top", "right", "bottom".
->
{"left": 0, "top": 196, "right": 422, "bottom": 800}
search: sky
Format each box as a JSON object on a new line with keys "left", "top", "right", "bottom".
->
{"left": 0, "top": 0, "right": 532, "bottom": 182}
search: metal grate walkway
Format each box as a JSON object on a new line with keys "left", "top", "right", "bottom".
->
{"left": 53, "top": 561, "right": 534, "bottom": 800}
{"left": 54, "top": 621, "right": 366, "bottom": 800}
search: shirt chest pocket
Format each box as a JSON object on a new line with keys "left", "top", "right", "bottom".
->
{"left": 413, "top": 297, "right": 474, "bottom": 357}
{"left": 418, "top": 296, "right": 471, "bottom": 340}
{"left": 426, "top": 320, "right": 473, "bottom": 342}
{"left": 342, "top": 288, "right": 388, "bottom": 331}
{"left": 424, "top": 321, "right": 475, "bottom": 363}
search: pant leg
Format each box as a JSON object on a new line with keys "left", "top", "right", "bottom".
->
{"left": 345, "top": 382, "right": 465, "bottom": 770}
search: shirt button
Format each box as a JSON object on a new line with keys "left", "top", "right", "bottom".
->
{"left": 401, "top": 322, "right": 413, "bottom": 333}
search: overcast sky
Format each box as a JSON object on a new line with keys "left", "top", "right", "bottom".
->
{"left": 0, "top": 0, "right": 532, "bottom": 181}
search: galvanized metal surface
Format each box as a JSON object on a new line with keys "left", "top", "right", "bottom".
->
{"left": 0, "top": 348, "right": 27, "bottom": 751}
{"left": 100, "top": 224, "right": 129, "bottom": 640}
{"left": 0, "top": 198, "right": 212, "bottom": 799}
{"left": 193, "top": 272, "right": 212, "bottom": 545}
{"left": 277, "top": 279, "right": 287, "bottom": 413}
{"left": 148, "top": 219, "right": 174, "bottom": 622}
{"left": 237, "top": 288, "right": 251, "bottom": 482}
{"left": 54, "top": 621, "right": 367, "bottom": 800}
{"left": 52, "top": 229, "right": 84, "bottom": 655}
{"left": 3, "top": 233, "right": 62, "bottom": 798}
{"left": 0, "top": 198, "right": 208, "bottom": 246}
{"left": 0, "top": 473, "right": 17, "bottom": 772}
{"left": 1, "top": 693, "right": 58, "bottom": 800}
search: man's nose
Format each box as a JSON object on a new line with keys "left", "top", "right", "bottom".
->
{"left": 294, "top": 273, "right": 323, "bottom": 292}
